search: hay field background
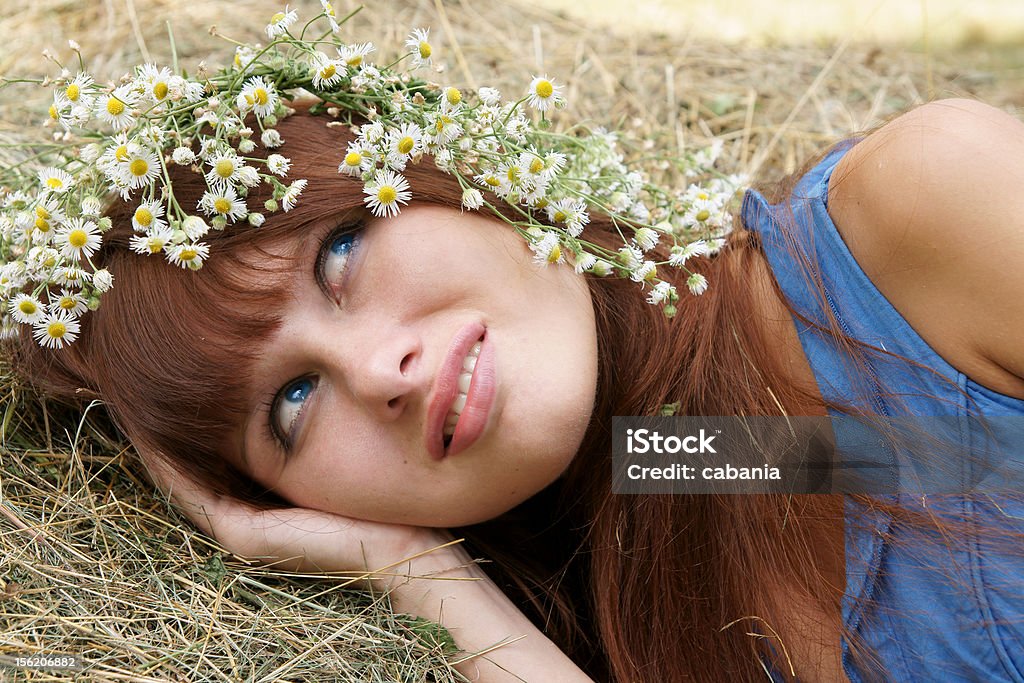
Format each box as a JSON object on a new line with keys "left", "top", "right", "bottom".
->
{"left": 0, "top": 0, "right": 1022, "bottom": 681}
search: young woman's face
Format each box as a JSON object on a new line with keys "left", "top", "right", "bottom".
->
{"left": 236, "top": 203, "right": 598, "bottom": 527}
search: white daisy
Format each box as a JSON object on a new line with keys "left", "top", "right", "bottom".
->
{"left": 97, "top": 86, "right": 137, "bottom": 130}
{"left": 266, "top": 6, "right": 298, "bottom": 38}
{"left": 320, "top": 0, "right": 341, "bottom": 31}
{"left": 172, "top": 146, "right": 197, "bottom": 166}
{"left": 167, "top": 242, "right": 210, "bottom": 270}
{"left": 261, "top": 129, "right": 284, "bottom": 148}
{"left": 362, "top": 170, "right": 411, "bottom": 218}
{"left": 53, "top": 289, "right": 87, "bottom": 316}
{"left": 405, "top": 28, "right": 433, "bottom": 68}
{"left": 38, "top": 167, "right": 74, "bottom": 195}
{"left": 546, "top": 198, "right": 590, "bottom": 238}
{"left": 182, "top": 216, "right": 211, "bottom": 241}
{"left": 278, "top": 179, "right": 307, "bottom": 212}
{"left": 633, "top": 227, "right": 659, "bottom": 252}
{"left": 56, "top": 218, "right": 101, "bottom": 261}
{"left": 58, "top": 266, "right": 87, "bottom": 287}
{"left": 668, "top": 239, "right": 710, "bottom": 267}
{"left": 9, "top": 293, "right": 46, "bottom": 325}
{"left": 129, "top": 226, "right": 174, "bottom": 255}
{"left": 338, "top": 142, "right": 371, "bottom": 177}
{"left": 529, "top": 231, "right": 564, "bottom": 266}
{"left": 32, "top": 310, "right": 81, "bottom": 349}
{"left": 311, "top": 52, "right": 344, "bottom": 90}
{"left": 62, "top": 72, "right": 94, "bottom": 105}
{"left": 132, "top": 200, "right": 167, "bottom": 232}
{"left": 136, "top": 63, "right": 173, "bottom": 105}
{"left": 239, "top": 77, "right": 279, "bottom": 119}
{"left": 92, "top": 268, "right": 114, "bottom": 292}
{"left": 121, "top": 146, "right": 160, "bottom": 190}
{"left": 386, "top": 122, "right": 423, "bottom": 160}
{"left": 573, "top": 251, "right": 597, "bottom": 274}
{"left": 687, "top": 273, "right": 709, "bottom": 295}
{"left": 647, "top": 281, "right": 675, "bottom": 305}
{"left": 429, "top": 111, "right": 463, "bottom": 146}
{"left": 267, "top": 154, "right": 291, "bottom": 177}
{"left": 630, "top": 260, "right": 656, "bottom": 283}
{"left": 204, "top": 152, "right": 244, "bottom": 188}
{"left": 338, "top": 42, "right": 375, "bottom": 69}
{"left": 461, "top": 188, "right": 484, "bottom": 210}
{"left": 526, "top": 75, "right": 565, "bottom": 112}
{"left": 199, "top": 186, "right": 248, "bottom": 222}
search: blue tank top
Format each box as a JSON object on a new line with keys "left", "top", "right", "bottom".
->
{"left": 741, "top": 139, "right": 1024, "bottom": 682}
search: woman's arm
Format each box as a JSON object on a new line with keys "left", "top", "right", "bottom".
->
{"left": 826, "top": 97, "right": 1024, "bottom": 386}
{"left": 145, "top": 457, "right": 593, "bottom": 682}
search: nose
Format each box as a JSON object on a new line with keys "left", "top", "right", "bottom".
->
{"left": 329, "top": 319, "right": 425, "bottom": 421}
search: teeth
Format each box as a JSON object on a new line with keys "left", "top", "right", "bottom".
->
{"left": 443, "top": 339, "right": 483, "bottom": 438}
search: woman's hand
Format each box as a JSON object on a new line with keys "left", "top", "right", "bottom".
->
{"left": 141, "top": 454, "right": 595, "bottom": 682}
{"left": 140, "top": 454, "right": 465, "bottom": 590}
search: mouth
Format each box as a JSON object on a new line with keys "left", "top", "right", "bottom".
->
{"left": 442, "top": 336, "right": 484, "bottom": 449}
{"left": 427, "top": 322, "right": 490, "bottom": 461}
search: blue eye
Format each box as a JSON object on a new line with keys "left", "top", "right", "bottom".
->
{"left": 271, "top": 376, "right": 318, "bottom": 449}
{"left": 316, "top": 224, "right": 362, "bottom": 296}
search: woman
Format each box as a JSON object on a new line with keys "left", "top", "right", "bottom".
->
{"left": 6, "top": 13, "right": 1024, "bottom": 680}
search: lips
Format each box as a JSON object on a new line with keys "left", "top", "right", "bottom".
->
{"left": 426, "top": 322, "right": 491, "bottom": 460}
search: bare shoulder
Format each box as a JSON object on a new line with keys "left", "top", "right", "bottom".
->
{"left": 825, "top": 98, "right": 1024, "bottom": 399}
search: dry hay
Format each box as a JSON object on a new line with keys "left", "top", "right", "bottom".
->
{"left": 0, "top": 0, "right": 1021, "bottom": 680}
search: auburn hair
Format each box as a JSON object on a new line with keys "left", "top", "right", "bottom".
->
{"left": 10, "top": 105, "right": 1019, "bottom": 681}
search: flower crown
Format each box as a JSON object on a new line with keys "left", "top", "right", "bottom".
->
{"left": 0, "top": 2, "right": 742, "bottom": 349}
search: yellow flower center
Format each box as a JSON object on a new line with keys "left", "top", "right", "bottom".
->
{"left": 271, "top": 12, "right": 285, "bottom": 22}
{"left": 46, "top": 177, "right": 64, "bottom": 190}
{"left": 418, "top": 42, "right": 432, "bottom": 59}
{"left": 59, "top": 296, "right": 76, "bottom": 310}
{"left": 49, "top": 104, "right": 59, "bottom": 120}
{"left": 446, "top": 87, "right": 462, "bottom": 105}
{"left": 377, "top": 186, "right": 397, "bottom": 204}
{"left": 179, "top": 248, "right": 198, "bottom": 261}
{"left": 344, "top": 151, "right": 362, "bottom": 166}
{"left": 547, "top": 244, "right": 562, "bottom": 263}
{"left": 695, "top": 209, "right": 710, "bottom": 222}
{"left": 47, "top": 321, "right": 67, "bottom": 339}
{"left": 35, "top": 217, "right": 50, "bottom": 232}
{"left": 534, "top": 80, "right": 554, "bottom": 98}
{"left": 43, "top": 255, "right": 56, "bottom": 267}
{"left": 106, "top": 97, "right": 125, "bottom": 116}
{"left": 36, "top": 206, "right": 50, "bottom": 219}
{"left": 234, "top": 53, "right": 243, "bottom": 68}
{"left": 346, "top": 55, "right": 362, "bottom": 67}
{"left": 697, "top": 191, "right": 710, "bottom": 200}
{"left": 129, "top": 158, "right": 149, "bottom": 177}
{"left": 320, "top": 64, "right": 336, "bottom": 80}
{"left": 214, "top": 198, "right": 232, "bottom": 214}
{"left": 553, "top": 210, "right": 567, "bottom": 222}
{"left": 134, "top": 207, "right": 154, "bottom": 227}
{"left": 66, "top": 83, "right": 81, "bottom": 101}
{"left": 506, "top": 166, "right": 519, "bottom": 182}
{"left": 215, "top": 159, "right": 234, "bottom": 178}
{"left": 325, "top": 2, "right": 335, "bottom": 15}
{"left": 529, "top": 158, "right": 544, "bottom": 174}
{"left": 484, "top": 176, "right": 501, "bottom": 187}
{"left": 68, "top": 228, "right": 88, "bottom": 248}
{"left": 115, "top": 145, "right": 129, "bottom": 161}
{"left": 253, "top": 88, "right": 269, "bottom": 106}
{"left": 397, "top": 136, "right": 415, "bottom": 155}
{"left": 148, "top": 238, "right": 164, "bottom": 253}
{"left": 18, "top": 300, "right": 36, "bottom": 315}
{"left": 153, "top": 81, "right": 168, "bottom": 100}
